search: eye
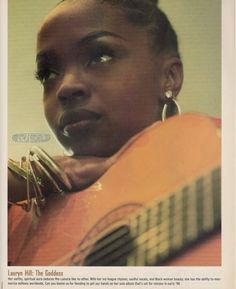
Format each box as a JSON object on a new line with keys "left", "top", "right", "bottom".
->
{"left": 87, "top": 47, "right": 114, "bottom": 67}
{"left": 91, "top": 54, "right": 112, "bottom": 64}
{"left": 35, "top": 68, "right": 59, "bottom": 85}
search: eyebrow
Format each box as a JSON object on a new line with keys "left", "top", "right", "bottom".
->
{"left": 36, "top": 51, "right": 57, "bottom": 63}
{"left": 78, "top": 30, "right": 126, "bottom": 46}
{"left": 36, "top": 30, "right": 126, "bottom": 62}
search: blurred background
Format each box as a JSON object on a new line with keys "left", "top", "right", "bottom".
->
{"left": 8, "top": 0, "right": 221, "bottom": 159}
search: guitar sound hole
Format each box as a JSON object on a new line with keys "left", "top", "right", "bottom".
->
{"left": 83, "top": 225, "right": 133, "bottom": 266}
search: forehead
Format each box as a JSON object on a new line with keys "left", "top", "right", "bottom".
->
{"left": 38, "top": 0, "right": 134, "bottom": 45}
{"left": 40, "top": 0, "right": 108, "bottom": 29}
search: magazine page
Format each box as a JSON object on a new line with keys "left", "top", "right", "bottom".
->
{"left": 1, "top": 0, "right": 235, "bottom": 288}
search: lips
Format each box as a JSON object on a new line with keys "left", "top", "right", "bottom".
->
{"left": 59, "top": 109, "right": 102, "bottom": 136}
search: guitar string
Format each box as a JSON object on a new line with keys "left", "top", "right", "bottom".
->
{"left": 73, "top": 178, "right": 220, "bottom": 266}
{"left": 83, "top": 222, "right": 221, "bottom": 266}
{"left": 82, "top": 191, "right": 221, "bottom": 266}
{"left": 82, "top": 220, "right": 221, "bottom": 266}
{"left": 71, "top": 168, "right": 220, "bottom": 264}
{"left": 80, "top": 196, "right": 221, "bottom": 266}
{"left": 74, "top": 168, "right": 219, "bottom": 255}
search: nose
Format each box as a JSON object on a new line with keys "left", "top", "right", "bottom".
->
{"left": 56, "top": 71, "right": 90, "bottom": 105}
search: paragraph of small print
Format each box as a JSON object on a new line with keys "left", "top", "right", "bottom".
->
{"left": 7, "top": 276, "right": 221, "bottom": 288}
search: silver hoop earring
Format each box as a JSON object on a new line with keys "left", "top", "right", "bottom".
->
{"left": 162, "top": 90, "right": 181, "bottom": 121}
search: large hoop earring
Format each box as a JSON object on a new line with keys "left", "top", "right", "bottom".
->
{"left": 162, "top": 90, "right": 181, "bottom": 121}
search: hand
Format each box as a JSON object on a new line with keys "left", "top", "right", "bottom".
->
{"left": 53, "top": 126, "right": 148, "bottom": 192}
{"left": 53, "top": 155, "right": 115, "bottom": 192}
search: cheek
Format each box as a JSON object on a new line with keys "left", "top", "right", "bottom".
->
{"left": 43, "top": 98, "right": 57, "bottom": 130}
{"left": 105, "top": 73, "right": 161, "bottom": 121}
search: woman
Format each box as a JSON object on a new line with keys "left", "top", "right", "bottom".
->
{"left": 8, "top": 0, "right": 220, "bottom": 266}
{"left": 9, "top": 0, "right": 183, "bottom": 199}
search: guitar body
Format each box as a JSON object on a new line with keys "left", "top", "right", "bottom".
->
{"left": 8, "top": 114, "right": 221, "bottom": 266}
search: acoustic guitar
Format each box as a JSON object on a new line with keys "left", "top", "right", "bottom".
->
{"left": 8, "top": 113, "right": 221, "bottom": 266}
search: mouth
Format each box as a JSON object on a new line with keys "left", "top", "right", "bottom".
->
{"left": 59, "top": 109, "right": 102, "bottom": 137}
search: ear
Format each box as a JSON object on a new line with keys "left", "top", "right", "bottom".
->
{"left": 161, "top": 56, "right": 183, "bottom": 100}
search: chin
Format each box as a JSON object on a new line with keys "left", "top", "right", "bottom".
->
{"left": 63, "top": 139, "right": 124, "bottom": 158}
{"left": 57, "top": 128, "right": 134, "bottom": 158}
{"left": 72, "top": 146, "right": 119, "bottom": 158}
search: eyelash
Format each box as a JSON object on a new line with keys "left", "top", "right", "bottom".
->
{"left": 35, "top": 68, "right": 59, "bottom": 85}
